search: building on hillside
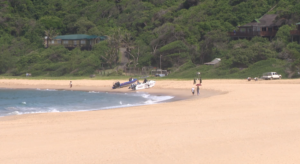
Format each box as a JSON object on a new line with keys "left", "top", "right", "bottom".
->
{"left": 229, "top": 14, "right": 284, "bottom": 41}
{"left": 290, "top": 23, "right": 300, "bottom": 44}
{"left": 44, "top": 34, "right": 107, "bottom": 50}
{"left": 151, "top": 69, "right": 168, "bottom": 77}
{"left": 204, "top": 58, "right": 221, "bottom": 65}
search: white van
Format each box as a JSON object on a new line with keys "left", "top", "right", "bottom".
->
{"left": 262, "top": 72, "right": 282, "bottom": 80}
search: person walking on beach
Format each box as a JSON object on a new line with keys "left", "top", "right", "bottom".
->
{"left": 70, "top": 81, "right": 72, "bottom": 88}
{"left": 191, "top": 87, "right": 195, "bottom": 95}
{"left": 197, "top": 86, "right": 200, "bottom": 96}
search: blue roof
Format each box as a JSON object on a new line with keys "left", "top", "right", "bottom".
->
{"left": 54, "top": 34, "right": 107, "bottom": 40}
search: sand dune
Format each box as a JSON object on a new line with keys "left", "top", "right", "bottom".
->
{"left": 1, "top": 79, "right": 300, "bottom": 164}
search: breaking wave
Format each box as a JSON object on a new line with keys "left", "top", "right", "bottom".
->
{"left": 0, "top": 89, "right": 173, "bottom": 117}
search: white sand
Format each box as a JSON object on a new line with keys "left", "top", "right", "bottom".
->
{"left": 0, "top": 79, "right": 300, "bottom": 164}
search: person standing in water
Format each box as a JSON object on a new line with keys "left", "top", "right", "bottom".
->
{"left": 70, "top": 81, "right": 72, "bottom": 88}
{"left": 197, "top": 86, "right": 200, "bottom": 96}
{"left": 191, "top": 87, "right": 195, "bottom": 95}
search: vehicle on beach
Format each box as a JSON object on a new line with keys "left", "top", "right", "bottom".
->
{"left": 262, "top": 72, "right": 282, "bottom": 80}
{"left": 129, "top": 80, "right": 156, "bottom": 90}
{"left": 112, "top": 79, "right": 137, "bottom": 89}
{"left": 155, "top": 74, "right": 165, "bottom": 77}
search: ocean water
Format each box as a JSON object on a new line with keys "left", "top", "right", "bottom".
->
{"left": 0, "top": 89, "right": 173, "bottom": 117}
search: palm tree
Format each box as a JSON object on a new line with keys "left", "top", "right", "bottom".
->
{"left": 44, "top": 28, "right": 59, "bottom": 48}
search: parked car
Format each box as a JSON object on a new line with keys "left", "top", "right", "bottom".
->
{"left": 155, "top": 74, "right": 165, "bottom": 77}
{"left": 262, "top": 72, "right": 282, "bottom": 80}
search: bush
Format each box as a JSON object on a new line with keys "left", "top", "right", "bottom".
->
{"left": 107, "top": 69, "right": 123, "bottom": 76}
{"left": 229, "top": 68, "right": 239, "bottom": 74}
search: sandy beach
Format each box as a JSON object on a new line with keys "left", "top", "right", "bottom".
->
{"left": 1, "top": 78, "right": 300, "bottom": 164}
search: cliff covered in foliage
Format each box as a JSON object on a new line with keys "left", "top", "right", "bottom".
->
{"left": 1, "top": 0, "right": 300, "bottom": 77}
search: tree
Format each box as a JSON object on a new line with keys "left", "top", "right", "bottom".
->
{"left": 199, "top": 30, "right": 228, "bottom": 64}
{"left": 275, "top": 25, "right": 294, "bottom": 45}
{"left": 44, "top": 28, "right": 59, "bottom": 48}
{"left": 39, "top": 16, "right": 63, "bottom": 31}
{"left": 159, "top": 40, "right": 189, "bottom": 67}
{"left": 74, "top": 17, "right": 96, "bottom": 34}
{"left": 125, "top": 40, "right": 150, "bottom": 68}
{"left": 93, "top": 29, "right": 122, "bottom": 68}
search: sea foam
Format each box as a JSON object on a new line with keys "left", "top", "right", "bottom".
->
{"left": 0, "top": 89, "right": 174, "bottom": 117}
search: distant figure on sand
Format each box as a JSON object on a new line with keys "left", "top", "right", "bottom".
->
{"left": 191, "top": 87, "right": 195, "bottom": 95}
{"left": 70, "top": 81, "right": 72, "bottom": 88}
{"left": 197, "top": 86, "right": 200, "bottom": 96}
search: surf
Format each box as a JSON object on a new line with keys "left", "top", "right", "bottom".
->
{"left": 0, "top": 89, "right": 173, "bottom": 117}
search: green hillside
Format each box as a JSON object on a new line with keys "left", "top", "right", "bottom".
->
{"left": 1, "top": 0, "right": 300, "bottom": 78}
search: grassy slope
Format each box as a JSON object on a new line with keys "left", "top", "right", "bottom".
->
{"left": 0, "top": 58, "right": 291, "bottom": 80}
{"left": 168, "top": 58, "right": 289, "bottom": 79}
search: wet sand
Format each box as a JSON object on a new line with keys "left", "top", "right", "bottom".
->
{"left": 0, "top": 79, "right": 300, "bottom": 164}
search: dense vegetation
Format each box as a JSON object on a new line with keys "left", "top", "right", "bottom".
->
{"left": 1, "top": 0, "right": 300, "bottom": 78}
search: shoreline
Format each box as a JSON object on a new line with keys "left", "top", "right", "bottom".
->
{"left": 0, "top": 78, "right": 223, "bottom": 99}
{"left": 0, "top": 79, "right": 222, "bottom": 119}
